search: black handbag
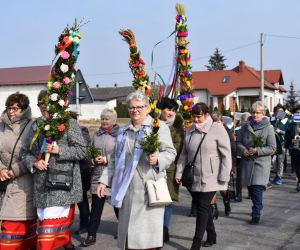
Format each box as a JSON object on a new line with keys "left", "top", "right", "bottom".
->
{"left": 182, "top": 133, "right": 207, "bottom": 189}
{"left": 46, "top": 167, "right": 73, "bottom": 191}
{"left": 0, "top": 120, "right": 31, "bottom": 192}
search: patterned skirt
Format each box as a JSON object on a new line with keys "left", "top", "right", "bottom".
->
{"left": 0, "top": 219, "right": 37, "bottom": 250}
{"left": 36, "top": 204, "right": 75, "bottom": 250}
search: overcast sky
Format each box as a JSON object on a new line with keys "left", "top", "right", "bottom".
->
{"left": 1, "top": 0, "right": 300, "bottom": 92}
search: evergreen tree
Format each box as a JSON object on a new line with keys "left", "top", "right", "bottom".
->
{"left": 205, "top": 48, "right": 227, "bottom": 71}
{"left": 284, "top": 81, "right": 299, "bottom": 111}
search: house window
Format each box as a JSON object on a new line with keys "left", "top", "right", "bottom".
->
{"left": 223, "top": 76, "right": 230, "bottom": 83}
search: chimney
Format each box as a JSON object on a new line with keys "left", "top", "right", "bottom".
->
{"left": 239, "top": 60, "right": 245, "bottom": 72}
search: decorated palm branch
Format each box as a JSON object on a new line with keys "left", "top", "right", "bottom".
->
{"left": 35, "top": 19, "right": 83, "bottom": 163}
{"left": 119, "top": 29, "right": 160, "bottom": 154}
{"left": 175, "top": 3, "right": 195, "bottom": 128}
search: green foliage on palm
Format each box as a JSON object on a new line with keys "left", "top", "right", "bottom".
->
{"left": 139, "top": 132, "right": 161, "bottom": 155}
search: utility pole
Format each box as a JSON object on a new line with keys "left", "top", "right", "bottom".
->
{"left": 260, "top": 33, "right": 264, "bottom": 105}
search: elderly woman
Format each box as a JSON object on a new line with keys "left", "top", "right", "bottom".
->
{"left": 176, "top": 103, "right": 232, "bottom": 250}
{"left": 157, "top": 97, "right": 184, "bottom": 243}
{"left": 0, "top": 92, "right": 36, "bottom": 249}
{"left": 83, "top": 108, "right": 120, "bottom": 247}
{"left": 237, "top": 101, "right": 276, "bottom": 225}
{"left": 97, "top": 90, "right": 176, "bottom": 250}
{"left": 22, "top": 90, "right": 86, "bottom": 250}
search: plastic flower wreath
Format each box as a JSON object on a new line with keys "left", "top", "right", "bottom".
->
{"left": 119, "top": 29, "right": 161, "bottom": 155}
{"left": 175, "top": 3, "right": 195, "bottom": 128}
{"left": 35, "top": 19, "right": 84, "bottom": 162}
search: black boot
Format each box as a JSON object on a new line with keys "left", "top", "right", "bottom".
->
{"left": 163, "top": 226, "right": 170, "bottom": 243}
{"left": 296, "top": 181, "right": 300, "bottom": 192}
{"left": 249, "top": 216, "right": 260, "bottom": 225}
{"left": 203, "top": 232, "right": 216, "bottom": 247}
{"left": 223, "top": 199, "right": 231, "bottom": 216}
{"left": 210, "top": 203, "right": 219, "bottom": 220}
{"left": 190, "top": 238, "right": 202, "bottom": 250}
{"left": 83, "top": 235, "right": 96, "bottom": 247}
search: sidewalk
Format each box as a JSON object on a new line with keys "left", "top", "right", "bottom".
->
{"left": 70, "top": 172, "right": 300, "bottom": 250}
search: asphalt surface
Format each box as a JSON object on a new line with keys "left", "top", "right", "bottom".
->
{"left": 68, "top": 170, "right": 300, "bottom": 250}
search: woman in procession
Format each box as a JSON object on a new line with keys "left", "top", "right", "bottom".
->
{"left": 97, "top": 90, "right": 176, "bottom": 250}
{"left": 82, "top": 108, "right": 120, "bottom": 247}
{"left": 157, "top": 97, "right": 184, "bottom": 243}
{"left": 0, "top": 92, "right": 36, "bottom": 249}
{"left": 22, "top": 90, "right": 87, "bottom": 250}
{"left": 237, "top": 101, "right": 276, "bottom": 225}
{"left": 176, "top": 102, "right": 232, "bottom": 250}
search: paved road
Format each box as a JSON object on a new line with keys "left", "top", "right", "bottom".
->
{"left": 69, "top": 172, "right": 300, "bottom": 250}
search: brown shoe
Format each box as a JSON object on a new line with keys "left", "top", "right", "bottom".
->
{"left": 83, "top": 236, "right": 96, "bottom": 247}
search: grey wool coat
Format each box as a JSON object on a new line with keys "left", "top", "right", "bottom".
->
{"left": 22, "top": 118, "right": 86, "bottom": 208}
{"left": 176, "top": 119, "right": 232, "bottom": 192}
{"left": 90, "top": 124, "right": 119, "bottom": 195}
{"left": 100, "top": 115, "right": 176, "bottom": 250}
{"left": 0, "top": 107, "right": 36, "bottom": 220}
{"left": 237, "top": 117, "right": 276, "bottom": 186}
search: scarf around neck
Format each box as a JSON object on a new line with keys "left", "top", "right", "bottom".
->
{"left": 194, "top": 115, "right": 213, "bottom": 133}
{"left": 110, "top": 122, "right": 151, "bottom": 208}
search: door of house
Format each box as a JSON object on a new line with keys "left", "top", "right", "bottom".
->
{"left": 218, "top": 96, "right": 223, "bottom": 111}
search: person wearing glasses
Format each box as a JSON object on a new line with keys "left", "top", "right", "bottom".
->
{"left": 0, "top": 92, "right": 36, "bottom": 249}
{"left": 22, "top": 90, "right": 86, "bottom": 250}
{"left": 97, "top": 90, "right": 176, "bottom": 250}
{"left": 176, "top": 103, "right": 232, "bottom": 250}
{"left": 237, "top": 101, "right": 276, "bottom": 225}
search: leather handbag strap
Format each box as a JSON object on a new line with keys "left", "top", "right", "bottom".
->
{"left": 190, "top": 133, "right": 207, "bottom": 165}
{"left": 7, "top": 119, "right": 31, "bottom": 170}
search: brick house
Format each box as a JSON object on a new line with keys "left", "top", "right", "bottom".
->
{"left": 192, "top": 60, "right": 286, "bottom": 112}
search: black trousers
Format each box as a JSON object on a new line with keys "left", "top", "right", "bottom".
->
{"left": 236, "top": 158, "right": 242, "bottom": 198}
{"left": 88, "top": 194, "right": 106, "bottom": 237}
{"left": 292, "top": 152, "right": 300, "bottom": 180}
{"left": 192, "top": 191, "right": 216, "bottom": 242}
{"left": 88, "top": 194, "right": 119, "bottom": 237}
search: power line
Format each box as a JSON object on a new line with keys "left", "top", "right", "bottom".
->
{"left": 84, "top": 40, "right": 260, "bottom": 77}
{"left": 265, "top": 33, "right": 300, "bottom": 40}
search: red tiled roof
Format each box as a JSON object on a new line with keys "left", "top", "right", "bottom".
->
{"left": 192, "top": 61, "right": 284, "bottom": 95}
{"left": 0, "top": 65, "right": 51, "bottom": 86}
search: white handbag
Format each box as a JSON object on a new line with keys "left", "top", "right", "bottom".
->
{"left": 137, "top": 167, "right": 173, "bottom": 207}
{"left": 146, "top": 177, "right": 173, "bottom": 207}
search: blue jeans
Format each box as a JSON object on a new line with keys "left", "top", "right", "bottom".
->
{"left": 164, "top": 204, "right": 173, "bottom": 227}
{"left": 247, "top": 185, "right": 264, "bottom": 218}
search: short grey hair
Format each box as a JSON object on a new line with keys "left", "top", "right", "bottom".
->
{"left": 252, "top": 101, "right": 265, "bottom": 114}
{"left": 241, "top": 112, "right": 251, "bottom": 124}
{"left": 101, "top": 108, "right": 117, "bottom": 122}
{"left": 211, "top": 111, "right": 222, "bottom": 122}
{"left": 126, "top": 90, "right": 149, "bottom": 106}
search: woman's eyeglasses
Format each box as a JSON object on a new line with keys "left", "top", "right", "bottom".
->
{"left": 128, "top": 106, "right": 145, "bottom": 112}
{"left": 7, "top": 106, "right": 21, "bottom": 112}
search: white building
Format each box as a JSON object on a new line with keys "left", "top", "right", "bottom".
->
{"left": 0, "top": 66, "right": 125, "bottom": 119}
{"left": 193, "top": 60, "right": 286, "bottom": 112}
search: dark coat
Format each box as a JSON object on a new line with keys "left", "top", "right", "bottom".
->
{"left": 166, "top": 114, "right": 184, "bottom": 201}
{"left": 22, "top": 118, "right": 87, "bottom": 208}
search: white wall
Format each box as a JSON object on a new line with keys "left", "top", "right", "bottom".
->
{"left": 194, "top": 90, "right": 209, "bottom": 104}
{"left": 0, "top": 85, "right": 117, "bottom": 120}
{"left": 0, "top": 85, "right": 46, "bottom": 118}
{"left": 70, "top": 99, "right": 117, "bottom": 120}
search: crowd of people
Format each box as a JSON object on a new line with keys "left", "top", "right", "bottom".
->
{"left": 0, "top": 90, "right": 299, "bottom": 250}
